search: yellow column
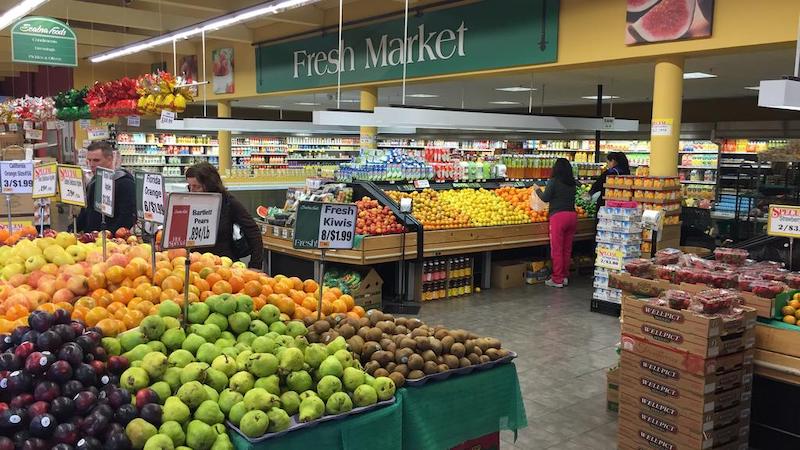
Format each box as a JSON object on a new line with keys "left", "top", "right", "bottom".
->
{"left": 649, "top": 57, "right": 684, "bottom": 177}
{"left": 360, "top": 87, "right": 378, "bottom": 149}
{"left": 217, "top": 100, "right": 232, "bottom": 175}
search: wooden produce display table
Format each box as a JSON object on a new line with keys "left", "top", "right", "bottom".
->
{"left": 754, "top": 323, "right": 800, "bottom": 385}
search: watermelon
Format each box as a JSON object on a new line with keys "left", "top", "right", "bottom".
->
{"left": 256, "top": 205, "right": 269, "bottom": 219}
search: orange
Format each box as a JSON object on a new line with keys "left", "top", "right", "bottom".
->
{"left": 0, "top": 228, "right": 9, "bottom": 242}
{"left": 200, "top": 291, "right": 213, "bottom": 302}
{"left": 346, "top": 311, "right": 360, "bottom": 320}
{"left": 193, "top": 278, "right": 210, "bottom": 294}
{"left": 135, "top": 300, "right": 155, "bottom": 315}
{"left": 205, "top": 273, "right": 222, "bottom": 287}
{"left": 332, "top": 299, "right": 348, "bottom": 314}
{"left": 162, "top": 275, "right": 184, "bottom": 292}
{"left": 107, "top": 301, "right": 126, "bottom": 315}
{"left": 6, "top": 304, "right": 28, "bottom": 320}
{"left": 88, "top": 274, "right": 107, "bottom": 291}
{"left": 161, "top": 288, "right": 179, "bottom": 301}
{"left": 290, "top": 290, "right": 306, "bottom": 304}
{"left": 303, "top": 279, "right": 319, "bottom": 294}
{"left": 339, "top": 294, "right": 355, "bottom": 311}
{"left": 122, "top": 310, "right": 144, "bottom": 329}
{"left": 55, "top": 301, "right": 73, "bottom": 313}
{"left": 242, "top": 271, "right": 260, "bottom": 283}
{"left": 273, "top": 281, "right": 291, "bottom": 295}
{"left": 131, "top": 275, "right": 150, "bottom": 288}
{"left": 212, "top": 280, "right": 232, "bottom": 295}
{"left": 276, "top": 297, "right": 295, "bottom": 316}
{"left": 321, "top": 300, "right": 333, "bottom": 316}
{"left": 189, "top": 261, "right": 205, "bottom": 273}
{"left": 243, "top": 280, "right": 262, "bottom": 297}
{"left": 302, "top": 297, "right": 318, "bottom": 312}
{"left": 328, "top": 287, "right": 343, "bottom": 298}
{"left": 216, "top": 267, "right": 232, "bottom": 280}
{"left": 198, "top": 267, "right": 214, "bottom": 279}
{"left": 112, "top": 286, "right": 135, "bottom": 305}
{"left": 293, "top": 306, "right": 311, "bottom": 320}
{"left": 260, "top": 284, "right": 274, "bottom": 297}
{"left": 75, "top": 297, "right": 97, "bottom": 309}
{"left": 96, "top": 318, "right": 121, "bottom": 336}
{"left": 229, "top": 276, "right": 244, "bottom": 293}
{"left": 289, "top": 277, "right": 303, "bottom": 291}
{"left": 253, "top": 296, "right": 266, "bottom": 311}
{"left": 105, "top": 266, "right": 125, "bottom": 284}
{"left": 85, "top": 307, "right": 109, "bottom": 327}
{"left": 71, "top": 307, "right": 87, "bottom": 323}
{"left": 153, "top": 268, "right": 172, "bottom": 286}
{"left": 322, "top": 292, "right": 337, "bottom": 303}
{"left": 351, "top": 305, "right": 365, "bottom": 318}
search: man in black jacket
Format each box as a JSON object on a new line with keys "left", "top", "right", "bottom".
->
{"left": 76, "top": 141, "right": 137, "bottom": 234}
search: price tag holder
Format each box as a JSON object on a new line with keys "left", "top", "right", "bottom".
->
{"left": 93, "top": 167, "right": 115, "bottom": 217}
{"left": 8, "top": 123, "right": 18, "bottom": 132}
{"left": 293, "top": 201, "right": 357, "bottom": 250}
{"left": 32, "top": 163, "right": 58, "bottom": 198}
{"left": 127, "top": 116, "right": 141, "bottom": 127}
{"left": 160, "top": 110, "right": 176, "bottom": 125}
{"left": 0, "top": 161, "right": 34, "bottom": 194}
{"left": 596, "top": 247, "right": 624, "bottom": 270}
{"left": 22, "top": 121, "right": 33, "bottom": 131}
{"left": 413, "top": 179, "right": 430, "bottom": 189}
{"left": 86, "top": 127, "right": 110, "bottom": 141}
{"left": 161, "top": 192, "right": 222, "bottom": 249}
{"left": 767, "top": 205, "right": 800, "bottom": 238}
{"left": 135, "top": 171, "right": 165, "bottom": 224}
{"left": 57, "top": 165, "right": 87, "bottom": 207}
{"left": 24, "top": 129, "right": 43, "bottom": 140}
{"left": 79, "top": 119, "right": 90, "bottom": 129}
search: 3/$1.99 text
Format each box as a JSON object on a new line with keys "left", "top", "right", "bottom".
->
{"left": 3, "top": 179, "right": 32, "bottom": 188}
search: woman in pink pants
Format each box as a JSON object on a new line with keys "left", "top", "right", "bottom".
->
{"left": 535, "top": 158, "right": 577, "bottom": 288}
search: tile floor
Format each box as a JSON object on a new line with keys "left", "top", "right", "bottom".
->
{"left": 417, "top": 276, "right": 620, "bottom": 450}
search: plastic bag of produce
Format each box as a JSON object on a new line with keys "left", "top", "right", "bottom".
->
{"left": 530, "top": 189, "right": 548, "bottom": 212}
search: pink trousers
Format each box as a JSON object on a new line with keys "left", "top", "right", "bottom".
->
{"left": 549, "top": 211, "right": 577, "bottom": 284}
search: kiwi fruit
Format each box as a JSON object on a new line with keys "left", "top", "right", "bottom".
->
{"left": 407, "top": 354, "right": 424, "bottom": 371}
{"left": 395, "top": 325, "right": 409, "bottom": 335}
{"left": 485, "top": 348, "right": 500, "bottom": 361}
{"left": 394, "top": 363, "right": 409, "bottom": 377}
{"left": 414, "top": 336, "right": 431, "bottom": 351}
{"left": 486, "top": 338, "right": 502, "bottom": 350}
{"left": 357, "top": 326, "right": 370, "bottom": 340}
{"left": 366, "top": 327, "right": 383, "bottom": 342}
{"left": 385, "top": 362, "right": 397, "bottom": 373}
{"left": 421, "top": 350, "right": 437, "bottom": 362}
{"left": 441, "top": 335, "right": 455, "bottom": 353}
{"left": 436, "top": 356, "right": 444, "bottom": 365}
{"left": 410, "top": 328, "right": 428, "bottom": 338}
{"left": 408, "top": 369, "right": 425, "bottom": 380}
{"left": 450, "top": 343, "right": 466, "bottom": 358}
{"left": 473, "top": 346, "right": 483, "bottom": 357}
{"left": 346, "top": 335, "right": 365, "bottom": 355}
{"left": 444, "top": 354, "right": 459, "bottom": 369}
{"left": 306, "top": 331, "right": 320, "bottom": 344}
{"left": 423, "top": 361, "right": 439, "bottom": 375}
{"left": 326, "top": 316, "right": 338, "bottom": 327}
{"left": 377, "top": 321, "right": 395, "bottom": 334}
{"left": 388, "top": 371, "right": 406, "bottom": 389}
{"left": 467, "top": 353, "right": 480, "bottom": 365}
{"left": 406, "top": 318, "right": 423, "bottom": 330}
{"left": 479, "top": 355, "right": 491, "bottom": 364}
{"left": 358, "top": 317, "right": 370, "bottom": 328}
{"left": 313, "top": 320, "right": 331, "bottom": 334}
{"left": 395, "top": 317, "right": 408, "bottom": 327}
{"left": 459, "top": 357, "right": 471, "bottom": 368}
{"left": 374, "top": 368, "right": 390, "bottom": 378}
{"left": 320, "top": 331, "right": 340, "bottom": 344}
{"left": 399, "top": 337, "right": 416, "bottom": 350}
{"left": 338, "top": 323, "right": 355, "bottom": 339}
{"left": 497, "top": 349, "right": 511, "bottom": 358}
{"left": 433, "top": 328, "right": 449, "bottom": 340}
{"left": 379, "top": 338, "right": 394, "bottom": 350}
{"left": 369, "top": 312, "right": 383, "bottom": 327}
{"left": 364, "top": 360, "right": 380, "bottom": 374}
{"left": 429, "top": 338, "right": 443, "bottom": 355}
{"left": 450, "top": 329, "right": 468, "bottom": 343}
{"left": 395, "top": 348, "right": 414, "bottom": 365}
{"left": 362, "top": 341, "right": 381, "bottom": 360}
{"left": 303, "top": 316, "right": 316, "bottom": 327}
{"left": 383, "top": 341, "right": 397, "bottom": 353}
{"left": 383, "top": 313, "right": 395, "bottom": 322}
{"left": 371, "top": 351, "right": 391, "bottom": 366}
{"left": 437, "top": 364, "right": 449, "bottom": 373}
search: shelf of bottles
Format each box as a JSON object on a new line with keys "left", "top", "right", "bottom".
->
{"left": 117, "top": 132, "right": 219, "bottom": 177}
{"left": 421, "top": 256, "right": 474, "bottom": 301}
{"left": 678, "top": 141, "right": 719, "bottom": 210}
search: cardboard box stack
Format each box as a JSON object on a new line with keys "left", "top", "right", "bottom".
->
{"left": 617, "top": 294, "right": 756, "bottom": 450}
{"left": 594, "top": 203, "right": 642, "bottom": 306}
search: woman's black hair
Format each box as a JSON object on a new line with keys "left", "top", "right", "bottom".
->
{"left": 185, "top": 162, "right": 227, "bottom": 194}
{"left": 551, "top": 157, "right": 576, "bottom": 187}
{"left": 607, "top": 152, "right": 631, "bottom": 175}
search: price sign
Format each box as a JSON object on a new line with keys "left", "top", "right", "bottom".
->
{"left": 293, "top": 201, "right": 357, "bottom": 250}
{"left": 0, "top": 161, "right": 33, "bottom": 194}
{"left": 93, "top": 167, "right": 115, "bottom": 217}
{"left": 596, "top": 247, "right": 624, "bottom": 270}
{"left": 127, "top": 116, "right": 141, "bottom": 127}
{"left": 135, "top": 171, "right": 165, "bottom": 224}
{"left": 23, "top": 121, "right": 32, "bottom": 131}
{"left": 57, "top": 165, "right": 86, "bottom": 207}
{"left": 160, "top": 110, "right": 176, "bottom": 125}
{"left": 162, "top": 192, "right": 222, "bottom": 249}
{"left": 767, "top": 205, "right": 800, "bottom": 238}
{"left": 0, "top": 220, "right": 34, "bottom": 233}
{"left": 32, "top": 163, "right": 58, "bottom": 198}
{"left": 413, "top": 179, "right": 430, "bottom": 189}
{"left": 8, "top": 123, "right": 18, "bottom": 132}
{"left": 86, "top": 127, "right": 110, "bottom": 141}
{"left": 24, "top": 129, "right": 43, "bottom": 140}
{"left": 78, "top": 119, "right": 90, "bottom": 129}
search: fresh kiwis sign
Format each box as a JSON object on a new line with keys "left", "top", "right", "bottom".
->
{"left": 293, "top": 201, "right": 357, "bottom": 250}
{"left": 11, "top": 17, "right": 78, "bottom": 67}
{"left": 256, "top": 0, "right": 559, "bottom": 93}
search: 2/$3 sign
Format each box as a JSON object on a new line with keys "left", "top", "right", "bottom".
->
{"left": 256, "top": 0, "right": 559, "bottom": 93}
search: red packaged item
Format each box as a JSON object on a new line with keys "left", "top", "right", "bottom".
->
{"left": 708, "top": 271, "right": 738, "bottom": 289}
{"left": 654, "top": 248, "right": 682, "bottom": 265}
{"left": 786, "top": 273, "right": 800, "bottom": 289}
{"left": 693, "top": 289, "right": 740, "bottom": 314}
{"left": 761, "top": 269, "right": 789, "bottom": 282}
{"left": 713, "top": 247, "right": 749, "bottom": 265}
{"left": 737, "top": 274, "right": 759, "bottom": 292}
{"left": 662, "top": 289, "right": 692, "bottom": 310}
{"left": 678, "top": 253, "right": 712, "bottom": 270}
{"left": 655, "top": 265, "right": 680, "bottom": 283}
{"left": 676, "top": 267, "right": 698, "bottom": 284}
{"left": 624, "top": 258, "right": 653, "bottom": 277}
{"left": 750, "top": 281, "right": 788, "bottom": 299}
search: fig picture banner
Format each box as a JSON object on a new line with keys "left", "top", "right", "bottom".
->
{"left": 212, "top": 48, "right": 235, "bottom": 94}
{"left": 626, "top": 0, "right": 715, "bottom": 45}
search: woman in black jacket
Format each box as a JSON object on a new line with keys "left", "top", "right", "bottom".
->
{"left": 185, "top": 162, "right": 264, "bottom": 269}
{"left": 535, "top": 158, "right": 577, "bottom": 288}
{"left": 588, "top": 152, "right": 631, "bottom": 206}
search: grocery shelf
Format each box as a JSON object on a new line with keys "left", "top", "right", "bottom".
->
{"left": 124, "top": 163, "right": 188, "bottom": 167}
{"left": 289, "top": 148, "right": 361, "bottom": 152}
{"left": 118, "top": 142, "right": 217, "bottom": 146}
{"left": 678, "top": 165, "right": 717, "bottom": 169}
{"left": 231, "top": 144, "right": 288, "bottom": 148}
{"left": 120, "top": 152, "right": 217, "bottom": 157}
{"left": 679, "top": 151, "right": 719, "bottom": 154}
{"left": 250, "top": 152, "right": 289, "bottom": 156}
{"left": 287, "top": 158, "right": 351, "bottom": 162}
{"left": 680, "top": 180, "right": 717, "bottom": 185}
{"left": 225, "top": 182, "right": 305, "bottom": 191}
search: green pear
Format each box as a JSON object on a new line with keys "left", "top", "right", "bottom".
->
{"left": 269, "top": 321, "right": 287, "bottom": 335}
{"left": 196, "top": 342, "right": 222, "bottom": 365}
{"left": 334, "top": 349, "right": 353, "bottom": 368}
{"left": 186, "top": 420, "right": 216, "bottom": 450}
{"left": 235, "top": 350, "right": 253, "bottom": 370}
{"left": 194, "top": 400, "right": 225, "bottom": 425}
{"left": 342, "top": 367, "right": 365, "bottom": 392}
{"left": 235, "top": 294, "right": 253, "bottom": 313}
{"left": 167, "top": 349, "right": 194, "bottom": 368}
{"left": 159, "top": 421, "right": 186, "bottom": 446}
{"left": 299, "top": 390, "right": 317, "bottom": 401}
{"left": 250, "top": 336, "right": 276, "bottom": 354}
{"left": 304, "top": 343, "right": 328, "bottom": 369}
{"left": 243, "top": 387, "right": 279, "bottom": 412}
{"left": 298, "top": 396, "right": 325, "bottom": 422}
{"left": 147, "top": 341, "right": 168, "bottom": 354}
{"left": 353, "top": 384, "right": 378, "bottom": 407}
{"left": 316, "top": 375, "right": 342, "bottom": 401}
{"left": 163, "top": 316, "right": 181, "bottom": 330}
{"left": 204, "top": 367, "right": 228, "bottom": 392}
{"left": 176, "top": 381, "right": 209, "bottom": 410}
{"left": 294, "top": 336, "right": 309, "bottom": 353}
{"left": 325, "top": 391, "right": 353, "bottom": 415}
{"left": 210, "top": 433, "right": 234, "bottom": 450}
{"left": 162, "top": 397, "right": 191, "bottom": 424}
{"left": 203, "top": 385, "right": 219, "bottom": 403}
{"left": 373, "top": 376, "right": 396, "bottom": 401}
{"left": 211, "top": 355, "right": 238, "bottom": 378}
{"left": 140, "top": 315, "right": 166, "bottom": 341}
{"left": 221, "top": 347, "right": 239, "bottom": 358}
{"left": 141, "top": 352, "right": 168, "bottom": 380}
{"left": 120, "top": 331, "right": 146, "bottom": 352}
{"left": 286, "top": 321, "right": 307, "bottom": 337}
{"left": 254, "top": 375, "right": 280, "bottom": 396}
{"left": 280, "top": 391, "right": 301, "bottom": 416}
{"left": 214, "top": 338, "right": 235, "bottom": 349}
{"left": 326, "top": 336, "right": 347, "bottom": 354}
{"left": 181, "top": 334, "right": 206, "bottom": 355}
{"left": 249, "top": 319, "right": 268, "bottom": 336}
{"left": 246, "top": 353, "right": 279, "bottom": 377}
{"left": 205, "top": 312, "right": 228, "bottom": 331}
{"left": 123, "top": 344, "right": 151, "bottom": 362}
{"left": 217, "top": 389, "right": 243, "bottom": 416}
{"left": 278, "top": 347, "right": 304, "bottom": 373}
{"left": 317, "top": 356, "right": 343, "bottom": 379}
{"left": 179, "top": 362, "right": 209, "bottom": 384}
{"left": 126, "top": 418, "right": 158, "bottom": 450}
{"left": 267, "top": 407, "right": 291, "bottom": 432}
{"left": 162, "top": 367, "right": 182, "bottom": 392}
{"left": 161, "top": 328, "right": 186, "bottom": 352}
{"left": 158, "top": 300, "right": 181, "bottom": 318}
{"left": 286, "top": 370, "right": 313, "bottom": 393}
{"left": 228, "top": 401, "right": 246, "bottom": 426}
{"left": 101, "top": 337, "right": 121, "bottom": 356}
{"left": 143, "top": 434, "right": 174, "bottom": 450}
{"left": 187, "top": 302, "right": 210, "bottom": 324}
{"left": 228, "top": 371, "right": 255, "bottom": 394}
{"left": 259, "top": 304, "right": 281, "bottom": 325}
{"left": 239, "top": 410, "right": 269, "bottom": 438}
{"left": 120, "top": 367, "right": 149, "bottom": 393}
{"left": 236, "top": 331, "right": 257, "bottom": 346}
{"left": 150, "top": 381, "right": 172, "bottom": 404}
{"left": 228, "top": 311, "right": 251, "bottom": 334}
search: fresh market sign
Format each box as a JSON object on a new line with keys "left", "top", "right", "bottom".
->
{"left": 256, "top": 0, "right": 559, "bottom": 93}
{"left": 11, "top": 17, "right": 78, "bottom": 67}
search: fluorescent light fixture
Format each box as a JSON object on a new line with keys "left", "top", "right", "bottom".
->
{"left": 422, "top": 105, "right": 443, "bottom": 108}
{"left": 406, "top": 94, "right": 439, "bottom": 98}
{"left": 294, "top": 102, "right": 320, "bottom": 106}
{"left": 489, "top": 101, "right": 521, "bottom": 105}
{"left": 744, "top": 86, "right": 760, "bottom": 91}
{"left": 496, "top": 87, "right": 536, "bottom": 92}
{"left": 0, "top": 0, "right": 49, "bottom": 31}
{"left": 581, "top": 95, "right": 620, "bottom": 100}
{"left": 683, "top": 72, "right": 717, "bottom": 79}
{"left": 758, "top": 78, "right": 800, "bottom": 111}
{"left": 90, "top": 0, "right": 320, "bottom": 62}
{"left": 259, "top": 105, "right": 281, "bottom": 108}
{"left": 338, "top": 99, "right": 360, "bottom": 103}
{"left": 163, "top": 117, "right": 416, "bottom": 135}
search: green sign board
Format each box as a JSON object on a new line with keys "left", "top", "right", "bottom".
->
{"left": 11, "top": 16, "right": 77, "bottom": 67}
{"left": 256, "top": 0, "right": 559, "bottom": 93}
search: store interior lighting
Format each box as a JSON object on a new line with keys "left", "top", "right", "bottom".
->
{"left": 758, "top": 77, "right": 800, "bottom": 111}
{"left": 406, "top": 94, "right": 439, "bottom": 98}
{"left": 0, "top": 0, "right": 49, "bottom": 31}
{"left": 89, "top": 0, "right": 321, "bottom": 62}
{"left": 683, "top": 72, "right": 717, "bottom": 79}
{"left": 496, "top": 87, "right": 536, "bottom": 92}
{"left": 744, "top": 86, "right": 761, "bottom": 90}
{"left": 489, "top": 101, "right": 522, "bottom": 105}
{"left": 157, "top": 117, "right": 417, "bottom": 135}
{"left": 581, "top": 95, "right": 620, "bottom": 100}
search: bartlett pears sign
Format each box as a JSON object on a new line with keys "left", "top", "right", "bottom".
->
{"left": 11, "top": 17, "right": 78, "bottom": 67}
{"left": 256, "top": 0, "right": 559, "bottom": 93}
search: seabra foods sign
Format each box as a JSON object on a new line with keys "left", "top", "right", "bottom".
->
{"left": 256, "top": 0, "right": 559, "bottom": 93}
{"left": 11, "top": 16, "right": 78, "bottom": 67}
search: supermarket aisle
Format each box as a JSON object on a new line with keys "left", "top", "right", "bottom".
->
{"left": 418, "top": 278, "right": 620, "bottom": 450}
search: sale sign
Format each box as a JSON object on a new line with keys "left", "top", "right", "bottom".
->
{"left": 162, "top": 193, "right": 221, "bottom": 249}
{"left": 767, "top": 205, "right": 800, "bottom": 238}
{"left": 293, "top": 201, "right": 357, "bottom": 250}
{"left": 0, "top": 161, "right": 34, "bottom": 194}
{"left": 32, "top": 162, "right": 58, "bottom": 198}
{"left": 93, "top": 168, "right": 115, "bottom": 217}
{"left": 135, "top": 171, "right": 165, "bottom": 224}
{"left": 57, "top": 165, "right": 86, "bottom": 207}
{"left": 595, "top": 247, "right": 624, "bottom": 270}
